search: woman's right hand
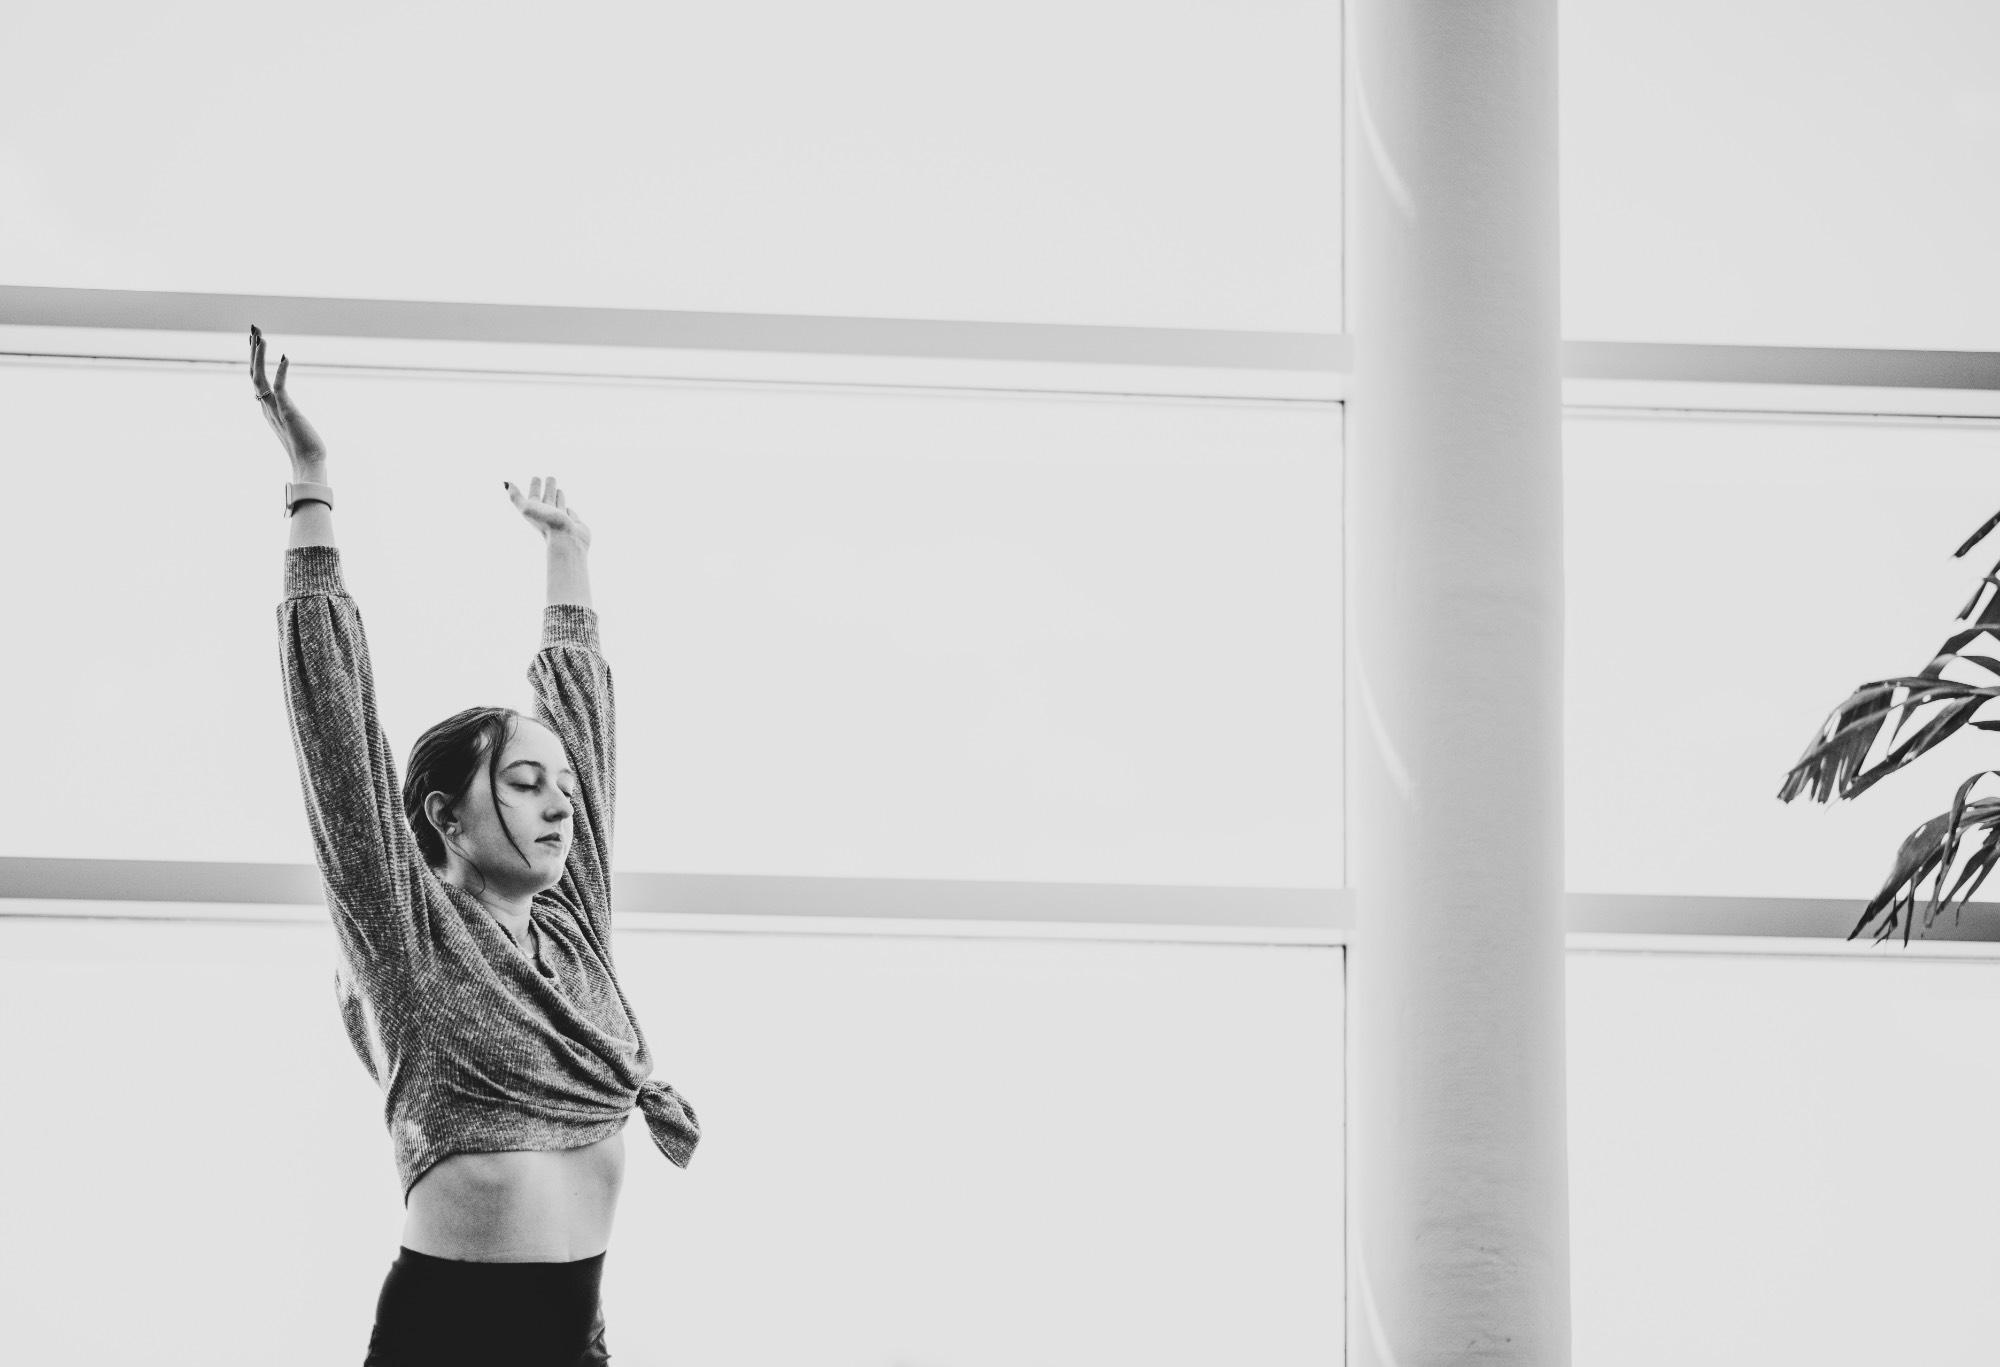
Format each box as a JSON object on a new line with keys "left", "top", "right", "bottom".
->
{"left": 250, "top": 325, "right": 328, "bottom": 475}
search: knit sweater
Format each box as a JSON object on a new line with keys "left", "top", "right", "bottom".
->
{"left": 277, "top": 545, "right": 699, "bottom": 1204}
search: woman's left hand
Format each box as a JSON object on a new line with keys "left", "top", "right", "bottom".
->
{"left": 507, "top": 476, "right": 592, "bottom": 549}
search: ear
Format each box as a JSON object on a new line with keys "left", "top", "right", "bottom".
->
{"left": 423, "top": 791, "right": 459, "bottom": 836}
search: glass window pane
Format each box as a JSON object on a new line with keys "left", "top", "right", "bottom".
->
{"left": 0, "top": 912, "right": 1345, "bottom": 1367}
{"left": 0, "top": 1, "right": 1342, "bottom": 333}
{"left": 0, "top": 355, "right": 1343, "bottom": 888}
{"left": 1569, "top": 948, "right": 2000, "bottom": 1365}
{"left": 1561, "top": 0, "right": 2000, "bottom": 350}
{"left": 1564, "top": 412, "right": 2000, "bottom": 903}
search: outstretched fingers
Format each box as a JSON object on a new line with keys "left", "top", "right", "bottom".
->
{"left": 248, "top": 325, "right": 292, "bottom": 403}
{"left": 506, "top": 476, "right": 590, "bottom": 546}
{"left": 511, "top": 478, "right": 573, "bottom": 518}
{"left": 249, "top": 325, "right": 273, "bottom": 398}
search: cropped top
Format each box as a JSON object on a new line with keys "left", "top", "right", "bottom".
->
{"left": 276, "top": 545, "right": 699, "bottom": 1203}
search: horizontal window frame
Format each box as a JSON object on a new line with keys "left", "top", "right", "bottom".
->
{"left": 8, "top": 285, "right": 2000, "bottom": 416}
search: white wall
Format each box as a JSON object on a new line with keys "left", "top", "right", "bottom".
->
{"left": 17, "top": 913, "right": 2000, "bottom": 1366}
{"left": 1560, "top": 0, "right": 2000, "bottom": 351}
{"left": 0, "top": 909, "right": 1345, "bottom": 1366}
{"left": 0, "top": 0, "right": 1342, "bottom": 332}
{"left": 12, "top": 0, "right": 2000, "bottom": 348}
{"left": 1568, "top": 946, "right": 2000, "bottom": 1365}
{"left": 0, "top": 356, "right": 1344, "bottom": 888}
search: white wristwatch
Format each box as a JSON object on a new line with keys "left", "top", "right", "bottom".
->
{"left": 284, "top": 480, "right": 334, "bottom": 517}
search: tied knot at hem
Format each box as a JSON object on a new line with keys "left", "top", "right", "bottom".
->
{"left": 636, "top": 1079, "right": 700, "bottom": 1168}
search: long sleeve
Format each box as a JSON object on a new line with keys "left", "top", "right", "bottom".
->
{"left": 529, "top": 603, "right": 617, "bottom": 957}
{"left": 277, "top": 545, "right": 431, "bottom": 966}
{"left": 529, "top": 609, "right": 700, "bottom": 1167}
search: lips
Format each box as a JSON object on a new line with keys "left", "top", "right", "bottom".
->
{"left": 537, "top": 835, "right": 563, "bottom": 845}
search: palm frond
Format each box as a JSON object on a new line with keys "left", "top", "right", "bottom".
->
{"left": 1776, "top": 674, "right": 2000, "bottom": 805}
{"left": 1850, "top": 784, "right": 2000, "bottom": 944}
{"left": 1784, "top": 504, "right": 2000, "bottom": 943}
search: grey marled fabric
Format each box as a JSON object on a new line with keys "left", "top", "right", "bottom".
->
{"left": 277, "top": 545, "right": 698, "bottom": 1204}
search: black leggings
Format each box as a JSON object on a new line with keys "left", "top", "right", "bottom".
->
{"left": 363, "top": 1245, "right": 611, "bottom": 1367}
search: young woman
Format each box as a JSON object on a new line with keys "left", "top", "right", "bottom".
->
{"left": 255, "top": 326, "right": 700, "bottom": 1366}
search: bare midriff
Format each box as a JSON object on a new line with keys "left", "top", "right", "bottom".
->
{"left": 400, "top": 1128, "right": 627, "bottom": 1263}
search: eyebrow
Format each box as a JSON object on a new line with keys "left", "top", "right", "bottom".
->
{"left": 504, "top": 760, "right": 576, "bottom": 779}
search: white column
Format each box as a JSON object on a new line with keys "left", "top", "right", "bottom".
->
{"left": 1344, "top": 2, "right": 1569, "bottom": 1365}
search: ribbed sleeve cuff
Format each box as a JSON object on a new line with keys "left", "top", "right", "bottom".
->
{"left": 542, "top": 603, "right": 600, "bottom": 652}
{"left": 284, "top": 545, "right": 347, "bottom": 599}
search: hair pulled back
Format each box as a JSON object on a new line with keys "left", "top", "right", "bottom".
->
{"left": 402, "top": 705, "right": 537, "bottom": 882}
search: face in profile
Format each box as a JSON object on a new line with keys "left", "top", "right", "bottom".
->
{"left": 425, "top": 718, "right": 577, "bottom": 900}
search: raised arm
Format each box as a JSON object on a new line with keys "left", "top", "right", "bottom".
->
{"left": 252, "top": 327, "right": 338, "bottom": 553}
{"left": 509, "top": 480, "right": 617, "bottom": 952}
{"left": 260, "top": 328, "right": 430, "bottom": 966}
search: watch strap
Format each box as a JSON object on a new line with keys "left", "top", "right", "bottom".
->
{"left": 284, "top": 480, "right": 334, "bottom": 517}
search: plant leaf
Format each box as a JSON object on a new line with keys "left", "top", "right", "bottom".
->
{"left": 1850, "top": 798, "right": 2000, "bottom": 942}
{"left": 1952, "top": 508, "right": 2000, "bottom": 559}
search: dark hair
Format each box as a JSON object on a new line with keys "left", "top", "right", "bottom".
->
{"left": 402, "top": 705, "right": 543, "bottom": 889}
